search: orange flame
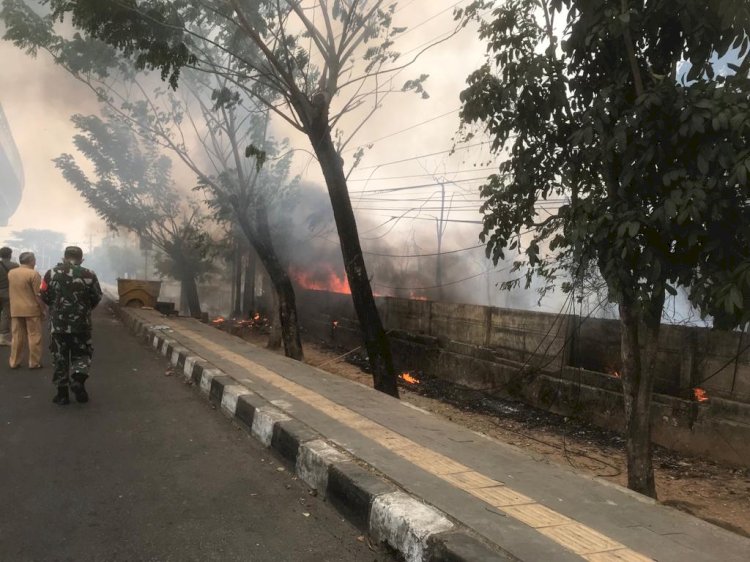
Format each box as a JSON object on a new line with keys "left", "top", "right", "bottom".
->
{"left": 291, "top": 266, "right": 351, "bottom": 294}
{"left": 400, "top": 372, "right": 420, "bottom": 385}
{"left": 612, "top": 370, "right": 621, "bottom": 378}
{"left": 694, "top": 387, "right": 709, "bottom": 402}
{"left": 211, "top": 317, "right": 226, "bottom": 325}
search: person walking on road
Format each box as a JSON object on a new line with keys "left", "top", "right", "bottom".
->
{"left": 8, "top": 252, "right": 45, "bottom": 369}
{"left": 41, "top": 246, "right": 102, "bottom": 405}
{"left": 0, "top": 247, "right": 19, "bottom": 346}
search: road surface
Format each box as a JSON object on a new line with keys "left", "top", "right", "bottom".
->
{"left": 0, "top": 305, "right": 392, "bottom": 562}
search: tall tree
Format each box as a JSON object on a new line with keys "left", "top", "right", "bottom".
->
{"left": 0, "top": 1, "right": 306, "bottom": 358}
{"left": 5, "top": 228, "right": 66, "bottom": 270}
{"left": 460, "top": 0, "right": 750, "bottom": 497}
{"left": 18, "top": 0, "right": 470, "bottom": 396}
{"left": 55, "top": 112, "right": 215, "bottom": 318}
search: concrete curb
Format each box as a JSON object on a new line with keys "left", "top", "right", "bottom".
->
{"left": 113, "top": 304, "right": 513, "bottom": 562}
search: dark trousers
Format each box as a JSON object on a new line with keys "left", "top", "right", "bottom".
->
{"left": 50, "top": 333, "right": 93, "bottom": 388}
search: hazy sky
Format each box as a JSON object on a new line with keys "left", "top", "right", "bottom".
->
{"left": 0, "top": 0, "right": 514, "bottom": 313}
{"left": 0, "top": 1, "right": 488, "bottom": 253}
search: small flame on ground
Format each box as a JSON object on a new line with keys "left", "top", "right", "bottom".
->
{"left": 332, "top": 320, "right": 339, "bottom": 327}
{"left": 610, "top": 370, "right": 621, "bottom": 378}
{"left": 212, "top": 314, "right": 267, "bottom": 329}
{"left": 694, "top": 387, "right": 709, "bottom": 402}
{"left": 400, "top": 372, "right": 420, "bottom": 385}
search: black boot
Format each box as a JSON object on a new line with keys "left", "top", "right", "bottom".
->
{"left": 72, "top": 382, "right": 89, "bottom": 404}
{"left": 52, "top": 386, "right": 70, "bottom": 405}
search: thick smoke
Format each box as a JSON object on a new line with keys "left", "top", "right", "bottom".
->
{"left": 269, "top": 181, "right": 556, "bottom": 309}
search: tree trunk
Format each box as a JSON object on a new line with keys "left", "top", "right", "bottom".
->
{"left": 232, "top": 242, "right": 243, "bottom": 318}
{"left": 242, "top": 247, "right": 256, "bottom": 316}
{"left": 618, "top": 287, "right": 665, "bottom": 498}
{"left": 236, "top": 210, "right": 304, "bottom": 360}
{"left": 180, "top": 271, "right": 202, "bottom": 319}
{"left": 179, "top": 283, "right": 189, "bottom": 316}
{"left": 267, "top": 288, "right": 282, "bottom": 350}
{"left": 308, "top": 121, "right": 399, "bottom": 397}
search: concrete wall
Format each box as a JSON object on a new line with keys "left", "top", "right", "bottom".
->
{"left": 299, "top": 290, "right": 750, "bottom": 403}
{"left": 296, "top": 289, "right": 750, "bottom": 467}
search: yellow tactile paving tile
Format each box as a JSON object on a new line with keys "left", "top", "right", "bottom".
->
{"left": 343, "top": 416, "right": 382, "bottom": 431}
{"left": 539, "top": 523, "right": 623, "bottom": 555}
{"left": 413, "top": 454, "right": 468, "bottom": 475}
{"left": 502, "top": 503, "right": 573, "bottom": 528}
{"left": 441, "top": 470, "right": 499, "bottom": 490}
{"left": 166, "top": 322, "right": 655, "bottom": 561}
{"left": 377, "top": 433, "right": 416, "bottom": 451}
{"left": 396, "top": 447, "right": 468, "bottom": 474}
{"left": 468, "top": 485, "right": 535, "bottom": 507}
{"left": 584, "top": 549, "right": 655, "bottom": 562}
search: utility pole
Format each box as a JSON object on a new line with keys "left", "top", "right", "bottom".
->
{"left": 434, "top": 180, "right": 452, "bottom": 301}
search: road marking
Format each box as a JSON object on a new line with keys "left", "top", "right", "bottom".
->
{"left": 157, "top": 318, "right": 653, "bottom": 561}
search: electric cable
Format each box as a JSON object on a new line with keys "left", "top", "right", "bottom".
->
{"left": 344, "top": 108, "right": 460, "bottom": 153}
{"left": 356, "top": 142, "right": 491, "bottom": 170}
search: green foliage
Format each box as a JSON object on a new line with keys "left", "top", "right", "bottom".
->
{"left": 45, "top": 0, "right": 196, "bottom": 89}
{"left": 461, "top": 0, "right": 750, "bottom": 328}
{"left": 4, "top": 228, "right": 66, "bottom": 263}
{"left": 54, "top": 111, "right": 216, "bottom": 280}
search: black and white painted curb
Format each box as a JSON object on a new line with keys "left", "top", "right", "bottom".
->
{"left": 115, "top": 305, "right": 512, "bottom": 562}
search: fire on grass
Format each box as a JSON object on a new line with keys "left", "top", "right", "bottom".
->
{"left": 291, "top": 265, "right": 351, "bottom": 294}
{"left": 399, "top": 371, "right": 421, "bottom": 386}
{"left": 608, "top": 368, "right": 710, "bottom": 403}
{"left": 693, "top": 387, "right": 709, "bottom": 403}
{"left": 290, "top": 264, "right": 429, "bottom": 301}
{"left": 210, "top": 312, "right": 268, "bottom": 331}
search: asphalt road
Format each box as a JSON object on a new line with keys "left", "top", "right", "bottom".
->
{"left": 0, "top": 305, "right": 393, "bottom": 562}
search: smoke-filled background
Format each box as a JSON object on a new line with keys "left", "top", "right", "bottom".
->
{"left": 0, "top": 0, "right": 702, "bottom": 322}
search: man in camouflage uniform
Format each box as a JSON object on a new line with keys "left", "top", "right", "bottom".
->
{"left": 41, "top": 246, "right": 102, "bottom": 405}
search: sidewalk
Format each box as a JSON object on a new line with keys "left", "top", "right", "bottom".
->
{"left": 118, "top": 306, "right": 750, "bottom": 562}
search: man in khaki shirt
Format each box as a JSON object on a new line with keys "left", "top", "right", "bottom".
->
{"left": 8, "top": 252, "right": 46, "bottom": 369}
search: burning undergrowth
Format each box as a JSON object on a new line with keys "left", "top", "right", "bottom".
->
{"left": 372, "top": 365, "right": 738, "bottom": 480}
{"left": 275, "top": 183, "right": 490, "bottom": 303}
{"left": 211, "top": 312, "right": 270, "bottom": 334}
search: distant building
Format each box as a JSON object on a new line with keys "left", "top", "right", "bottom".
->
{"left": 0, "top": 104, "right": 24, "bottom": 226}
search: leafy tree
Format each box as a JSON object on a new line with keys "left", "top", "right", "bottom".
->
{"left": 5, "top": 228, "right": 66, "bottom": 270}
{"left": 0, "top": 1, "right": 306, "bottom": 358}
{"left": 55, "top": 111, "right": 216, "bottom": 317}
{"left": 15, "top": 0, "right": 471, "bottom": 396}
{"left": 84, "top": 239, "right": 145, "bottom": 284}
{"left": 461, "top": 0, "right": 750, "bottom": 497}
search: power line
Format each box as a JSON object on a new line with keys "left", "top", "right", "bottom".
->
{"left": 366, "top": 214, "right": 485, "bottom": 225}
{"left": 397, "top": 0, "right": 469, "bottom": 38}
{"left": 354, "top": 196, "right": 486, "bottom": 202}
{"left": 356, "top": 142, "right": 491, "bottom": 170}
{"left": 354, "top": 205, "right": 482, "bottom": 212}
{"left": 349, "top": 174, "right": 490, "bottom": 194}
{"left": 345, "top": 108, "right": 459, "bottom": 153}
{"left": 347, "top": 168, "right": 496, "bottom": 182}
{"left": 373, "top": 268, "right": 497, "bottom": 291}
{"left": 365, "top": 243, "right": 485, "bottom": 258}
{"left": 299, "top": 230, "right": 486, "bottom": 258}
